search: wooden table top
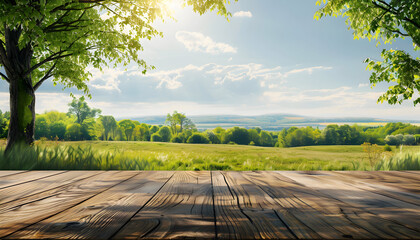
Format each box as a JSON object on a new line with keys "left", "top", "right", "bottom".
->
{"left": 0, "top": 171, "right": 419, "bottom": 239}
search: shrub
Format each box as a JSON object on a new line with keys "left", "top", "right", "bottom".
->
{"left": 402, "top": 135, "right": 416, "bottom": 145}
{"left": 158, "top": 126, "right": 171, "bottom": 142}
{"left": 170, "top": 135, "right": 183, "bottom": 143}
{"left": 151, "top": 133, "right": 162, "bottom": 142}
{"left": 384, "top": 144, "right": 392, "bottom": 152}
{"left": 187, "top": 133, "right": 210, "bottom": 144}
{"left": 206, "top": 131, "right": 220, "bottom": 144}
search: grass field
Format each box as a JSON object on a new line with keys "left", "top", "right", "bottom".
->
{"left": 1, "top": 140, "right": 418, "bottom": 171}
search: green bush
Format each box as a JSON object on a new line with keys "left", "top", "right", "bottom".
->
{"left": 151, "top": 133, "right": 162, "bottom": 142}
{"left": 187, "top": 133, "right": 210, "bottom": 144}
{"left": 170, "top": 135, "right": 183, "bottom": 143}
{"left": 384, "top": 144, "right": 392, "bottom": 151}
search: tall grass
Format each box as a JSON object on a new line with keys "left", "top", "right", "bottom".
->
{"left": 374, "top": 152, "right": 420, "bottom": 170}
{"left": 0, "top": 141, "right": 418, "bottom": 171}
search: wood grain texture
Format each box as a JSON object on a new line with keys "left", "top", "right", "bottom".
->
{"left": 0, "top": 171, "right": 65, "bottom": 189}
{"left": 0, "top": 171, "right": 137, "bottom": 238}
{"left": 279, "top": 171, "right": 420, "bottom": 239}
{"left": 8, "top": 171, "right": 173, "bottom": 239}
{"left": 0, "top": 171, "right": 25, "bottom": 178}
{"left": 329, "top": 171, "right": 420, "bottom": 206}
{"left": 218, "top": 171, "right": 300, "bottom": 239}
{"left": 242, "top": 171, "right": 375, "bottom": 239}
{"left": 113, "top": 171, "right": 214, "bottom": 239}
{"left": 0, "top": 171, "right": 101, "bottom": 206}
{"left": 0, "top": 171, "right": 418, "bottom": 240}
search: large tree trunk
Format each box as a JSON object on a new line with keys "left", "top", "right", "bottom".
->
{"left": 4, "top": 27, "right": 35, "bottom": 152}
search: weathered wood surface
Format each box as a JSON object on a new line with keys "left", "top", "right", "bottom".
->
{"left": 0, "top": 171, "right": 419, "bottom": 239}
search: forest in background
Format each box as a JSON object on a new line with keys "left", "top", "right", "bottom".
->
{"left": 0, "top": 98, "right": 419, "bottom": 148}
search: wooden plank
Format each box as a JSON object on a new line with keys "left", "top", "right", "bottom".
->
{"left": 211, "top": 171, "right": 261, "bottom": 239}
{"left": 113, "top": 171, "right": 214, "bottom": 239}
{"left": 243, "top": 171, "right": 377, "bottom": 239}
{"left": 279, "top": 171, "right": 420, "bottom": 238}
{"left": 0, "top": 171, "right": 101, "bottom": 206}
{"left": 0, "top": 171, "right": 137, "bottom": 238}
{"left": 0, "top": 171, "right": 25, "bottom": 178}
{"left": 220, "top": 171, "right": 310, "bottom": 239}
{"left": 329, "top": 171, "right": 420, "bottom": 206}
{"left": 0, "top": 171, "right": 66, "bottom": 189}
{"left": 8, "top": 171, "right": 173, "bottom": 239}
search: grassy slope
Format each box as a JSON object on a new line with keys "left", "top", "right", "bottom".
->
{"left": 34, "top": 141, "right": 420, "bottom": 170}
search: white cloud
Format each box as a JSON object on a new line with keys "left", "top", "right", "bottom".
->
{"left": 283, "top": 66, "right": 333, "bottom": 78}
{"left": 127, "top": 63, "right": 331, "bottom": 92}
{"left": 89, "top": 67, "right": 124, "bottom": 92}
{"left": 358, "top": 83, "right": 369, "bottom": 88}
{"left": 233, "top": 11, "right": 253, "bottom": 18}
{"left": 175, "top": 31, "right": 237, "bottom": 54}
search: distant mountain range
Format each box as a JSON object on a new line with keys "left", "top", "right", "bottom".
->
{"left": 130, "top": 114, "right": 420, "bottom": 131}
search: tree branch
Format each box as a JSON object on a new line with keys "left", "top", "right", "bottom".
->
{"left": 0, "top": 71, "right": 9, "bottom": 83}
{"left": 25, "top": 31, "right": 90, "bottom": 76}
{"left": 372, "top": 0, "right": 420, "bottom": 30}
{"left": 34, "top": 60, "right": 57, "bottom": 91}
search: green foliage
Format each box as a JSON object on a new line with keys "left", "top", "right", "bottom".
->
{"left": 100, "top": 116, "right": 117, "bottom": 141}
{"left": 260, "top": 131, "right": 274, "bottom": 147}
{"left": 151, "top": 133, "right": 162, "bottom": 142}
{"left": 65, "top": 123, "right": 83, "bottom": 141}
{"left": 170, "top": 135, "right": 183, "bottom": 143}
{"left": 384, "top": 144, "right": 392, "bottom": 151}
{"left": 385, "top": 134, "right": 417, "bottom": 145}
{"left": 187, "top": 133, "right": 210, "bottom": 144}
{"left": 223, "top": 127, "right": 250, "bottom": 145}
{"left": 206, "top": 131, "right": 220, "bottom": 144}
{"left": 0, "top": 110, "right": 9, "bottom": 138}
{"left": 118, "top": 119, "right": 136, "bottom": 141}
{"left": 158, "top": 126, "right": 171, "bottom": 142}
{"left": 315, "top": 0, "right": 420, "bottom": 105}
{"left": 248, "top": 129, "right": 261, "bottom": 146}
{"left": 68, "top": 97, "right": 101, "bottom": 124}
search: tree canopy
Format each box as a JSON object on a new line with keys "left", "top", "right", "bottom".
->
{"left": 68, "top": 97, "right": 101, "bottom": 124}
{"left": 315, "top": 0, "right": 420, "bottom": 105}
{"left": 0, "top": 0, "right": 234, "bottom": 150}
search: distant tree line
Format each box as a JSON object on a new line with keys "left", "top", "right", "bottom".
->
{"left": 0, "top": 98, "right": 419, "bottom": 147}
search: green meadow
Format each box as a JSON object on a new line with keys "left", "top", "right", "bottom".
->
{"left": 1, "top": 140, "right": 419, "bottom": 171}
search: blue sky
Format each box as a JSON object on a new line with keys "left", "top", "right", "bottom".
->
{"left": 1, "top": 0, "right": 419, "bottom": 120}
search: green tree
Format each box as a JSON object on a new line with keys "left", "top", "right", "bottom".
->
{"left": 0, "top": 0, "right": 234, "bottom": 151}
{"left": 149, "top": 125, "right": 159, "bottom": 136}
{"left": 260, "top": 131, "right": 274, "bottom": 147}
{"left": 187, "top": 133, "right": 210, "bottom": 144}
{"left": 118, "top": 119, "right": 136, "bottom": 141}
{"left": 49, "top": 121, "right": 66, "bottom": 140}
{"left": 0, "top": 110, "right": 9, "bottom": 138}
{"left": 158, "top": 126, "right": 172, "bottom": 142}
{"left": 223, "top": 127, "right": 250, "bottom": 145}
{"left": 165, "top": 111, "right": 196, "bottom": 134}
{"left": 133, "top": 123, "right": 150, "bottom": 141}
{"left": 65, "top": 123, "right": 83, "bottom": 141}
{"left": 315, "top": 0, "right": 420, "bottom": 105}
{"left": 151, "top": 133, "right": 162, "bottom": 142}
{"left": 100, "top": 116, "right": 117, "bottom": 141}
{"left": 68, "top": 97, "right": 101, "bottom": 124}
{"left": 34, "top": 116, "right": 49, "bottom": 139}
{"left": 248, "top": 129, "right": 261, "bottom": 146}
